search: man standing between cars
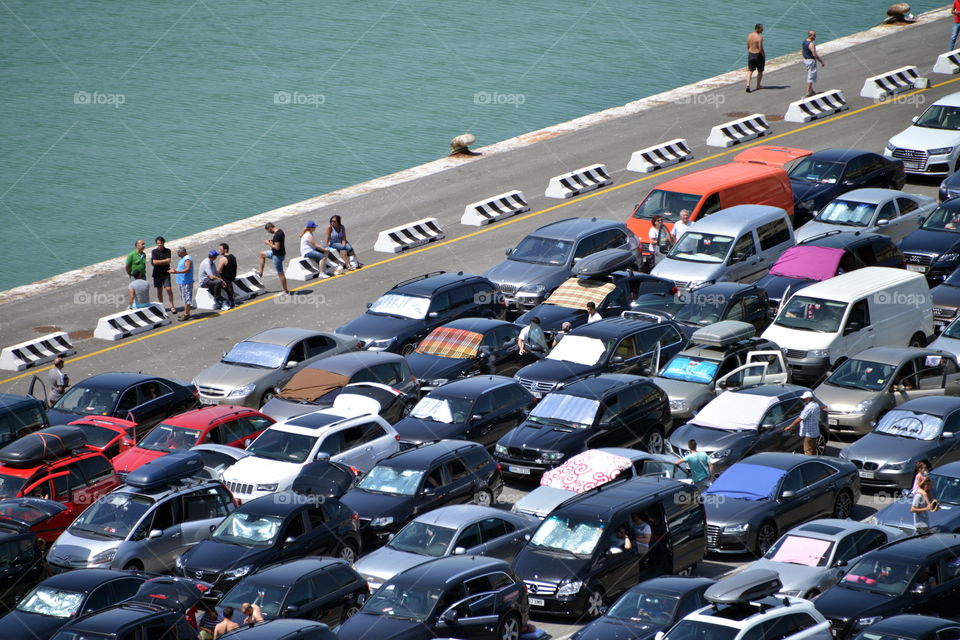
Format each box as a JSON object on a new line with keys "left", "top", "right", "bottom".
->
{"left": 47, "top": 357, "right": 68, "bottom": 406}
{"left": 675, "top": 439, "right": 713, "bottom": 490}
{"left": 586, "top": 302, "right": 603, "bottom": 323}
{"left": 241, "top": 602, "right": 264, "bottom": 625}
{"left": 518, "top": 317, "right": 548, "bottom": 358}
{"left": 257, "top": 222, "right": 290, "bottom": 295}
{"left": 213, "top": 606, "right": 238, "bottom": 639}
{"left": 786, "top": 390, "right": 820, "bottom": 455}
{"left": 746, "top": 24, "right": 765, "bottom": 93}
{"left": 151, "top": 236, "right": 175, "bottom": 313}
{"left": 673, "top": 210, "right": 693, "bottom": 239}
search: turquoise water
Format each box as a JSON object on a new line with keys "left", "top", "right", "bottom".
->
{"left": 0, "top": 0, "right": 942, "bottom": 291}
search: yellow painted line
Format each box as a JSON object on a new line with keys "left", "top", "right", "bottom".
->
{"left": 4, "top": 76, "right": 959, "bottom": 387}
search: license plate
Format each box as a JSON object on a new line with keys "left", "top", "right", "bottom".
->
{"left": 907, "top": 264, "right": 927, "bottom": 273}
{"left": 860, "top": 470, "right": 876, "bottom": 479}
{"left": 828, "top": 418, "right": 838, "bottom": 426}
{"left": 529, "top": 598, "right": 545, "bottom": 607}
{"left": 200, "top": 397, "right": 218, "bottom": 405}
{"left": 508, "top": 466, "right": 532, "bottom": 475}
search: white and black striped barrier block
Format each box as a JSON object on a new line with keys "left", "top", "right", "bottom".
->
{"left": 231, "top": 271, "right": 266, "bottom": 301}
{"left": 93, "top": 303, "right": 170, "bottom": 341}
{"left": 286, "top": 256, "right": 324, "bottom": 281}
{"left": 784, "top": 89, "right": 848, "bottom": 123}
{"left": 461, "top": 190, "right": 530, "bottom": 226}
{"left": 935, "top": 50, "right": 960, "bottom": 75}
{"left": 374, "top": 218, "right": 445, "bottom": 253}
{"left": 706, "top": 114, "right": 770, "bottom": 148}
{"left": 544, "top": 164, "right": 613, "bottom": 199}
{"left": 626, "top": 139, "right": 692, "bottom": 174}
{"left": 0, "top": 332, "right": 76, "bottom": 372}
{"left": 860, "top": 66, "right": 920, "bottom": 100}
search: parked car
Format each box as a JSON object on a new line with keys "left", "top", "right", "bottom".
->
{"left": 218, "top": 557, "right": 367, "bottom": 626}
{"left": 630, "top": 283, "right": 771, "bottom": 335}
{"left": 394, "top": 376, "right": 533, "bottom": 449}
{"left": 219, "top": 620, "right": 337, "bottom": 640}
{"left": 0, "top": 497, "right": 70, "bottom": 544}
{"left": 939, "top": 169, "right": 960, "bottom": 202}
{"left": 884, "top": 91, "right": 960, "bottom": 176}
{"left": 839, "top": 397, "right": 960, "bottom": 490}
{"left": 795, "top": 189, "right": 935, "bottom": 244}
{"left": 406, "top": 318, "right": 524, "bottom": 389}
{"left": 900, "top": 198, "right": 960, "bottom": 283}
{"left": 355, "top": 505, "right": 538, "bottom": 590}
{"left": 815, "top": 347, "right": 960, "bottom": 436}
{"left": 336, "top": 555, "right": 529, "bottom": 640}
{"left": 513, "top": 476, "right": 705, "bottom": 618}
{"left": 814, "top": 534, "right": 960, "bottom": 638}
{"left": 569, "top": 576, "right": 716, "bottom": 640}
{"left": 704, "top": 452, "right": 860, "bottom": 555}
{"left": 870, "top": 461, "right": 960, "bottom": 535}
{"left": 47, "top": 452, "right": 235, "bottom": 573}
{"left": 513, "top": 316, "right": 686, "bottom": 398}
{"left": 512, "top": 448, "right": 692, "bottom": 519}
{"left": 484, "top": 217, "right": 638, "bottom": 314}
{"left": 0, "top": 392, "right": 49, "bottom": 446}
{"left": 743, "top": 519, "right": 906, "bottom": 600}
{"left": 47, "top": 372, "right": 199, "bottom": 435}
{"left": 0, "top": 501, "right": 50, "bottom": 609}
{"left": 338, "top": 271, "right": 502, "bottom": 354}
{"left": 495, "top": 374, "right": 672, "bottom": 475}
{"left": 341, "top": 440, "right": 503, "bottom": 549}
{"left": 1, "top": 569, "right": 146, "bottom": 640}
{"left": 931, "top": 268, "right": 960, "bottom": 330}
{"left": 851, "top": 615, "right": 960, "bottom": 640}
{"left": 65, "top": 416, "right": 135, "bottom": 460}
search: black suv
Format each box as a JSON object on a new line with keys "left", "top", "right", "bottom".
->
{"left": 631, "top": 283, "right": 771, "bottom": 335}
{"left": 0, "top": 509, "right": 47, "bottom": 610}
{"left": 337, "top": 272, "right": 502, "bottom": 355}
{"left": 900, "top": 199, "right": 960, "bottom": 283}
{"left": 337, "top": 555, "right": 529, "bottom": 640}
{"left": 495, "top": 374, "right": 671, "bottom": 475}
{"left": 341, "top": 440, "right": 503, "bottom": 548}
{"left": 514, "top": 316, "right": 687, "bottom": 398}
{"left": 0, "top": 393, "right": 48, "bottom": 447}
{"left": 815, "top": 534, "right": 960, "bottom": 638}
{"left": 513, "top": 476, "right": 705, "bottom": 619}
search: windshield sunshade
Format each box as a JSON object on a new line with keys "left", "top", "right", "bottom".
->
{"left": 659, "top": 356, "right": 720, "bottom": 384}
{"left": 410, "top": 396, "right": 472, "bottom": 424}
{"left": 668, "top": 233, "right": 733, "bottom": 263}
{"left": 691, "top": 391, "right": 778, "bottom": 431}
{"left": 369, "top": 294, "right": 430, "bottom": 320}
{"left": 415, "top": 327, "right": 483, "bottom": 359}
{"left": 529, "top": 393, "right": 599, "bottom": 428}
{"left": 223, "top": 342, "right": 288, "bottom": 369}
{"left": 546, "top": 335, "right": 608, "bottom": 366}
{"left": 874, "top": 410, "right": 944, "bottom": 440}
{"left": 277, "top": 369, "right": 350, "bottom": 402}
{"left": 545, "top": 278, "right": 617, "bottom": 310}
{"left": 768, "top": 246, "right": 844, "bottom": 281}
{"left": 540, "top": 450, "right": 631, "bottom": 492}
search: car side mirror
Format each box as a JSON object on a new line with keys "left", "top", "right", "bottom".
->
{"left": 284, "top": 536, "right": 297, "bottom": 545}
{"left": 428, "top": 311, "right": 439, "bottom": 318}
{"left": 244, "top": 439, "right": 252, "bottom": 447}
{"left": 833, "top": 559, "right": 848, "bottom": 568}
{"left": 524, "top": 533, "right": 531, "bottom": 541}
{"left": 912, "top": 583, "right": 928, "bottom": 596}
{"left": 285, "top": 360, "right": 298, "bottom": 369}
{"left": 284, "top": 605, "right": 300, "bottom": 616}
{"left": 780, "top": 490, "right": 796, "bottom": 500}
{"left": 655, "top": 633, "right": 666, "bottom": 640}
{"left": 441, "top": 609, "right": 459, "bottom": 625}
{"left": 453, "top": 546, "right": 467, "bottom": 555}
{"left": 315, "top": 451, "right": 331, "bottom": 462}
{"left": 148, "top": 529, "right": 163, "bottom": 540}
{"left": 607, "top": 546, "right": 624, "bottom": 556}
{"left": 597, "top": 420, "right": 612, "bottom": 429}
{"left": 470, "top": 414, "right": 483, "bottom": 422}
{"left": 943, "top": 431, "right": 955, "bottom": 439}
{"left": 366, "top": 302, "right": 373, "bottom": 309}
{"left": 209, "top": 524, "right": 216, "bottom": 532}
{"left": 423, "top": 486, "right": 435, "bottom": 495}
{"left": 919, "top": 216, "right": 926, "bottom": 226}
{"left": 610, "top": 355, "right": 624, "bottom": 364}
{"left": 912, "top": 116, "right": 920, "bottom": 123}
{"left": 844, "top": 322, "right": 862, "bottom": 335}
{"left": 222, "top": 352, "right": 228, "bottom": 359}
{"left": 876, "top": 219, "right": 889, "bottom": 227}
{"left": 505, "top": 248, "right": 514, "bottom": 257}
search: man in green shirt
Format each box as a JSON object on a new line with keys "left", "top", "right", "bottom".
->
{"left": 675, "top": 439, "right": 713, "bottom": 490}
{"left": 125, "top": 239, "right": 147, "bottom": 279}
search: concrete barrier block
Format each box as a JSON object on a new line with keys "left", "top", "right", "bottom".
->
{"left": 860, "top": 65, "right": 920, "bottom": 100}
{"left": 0, "top": 332, "right": 76, "bottom": 371}
{"left": 545, "top": 164, "right": 613, "bottom": 199}
{"left": 784, "top": 89, "right": 848, "bottom": 123}
{"left": 627, "top": 139, "right": 692, "bottom": 173}
{"left": 461, "top": 190, "right": 529, "bottom": 226}
{"left": 934, "top": 50, "right": 960, "bottom": 75}
{"left": 374, "top": 218, "right": 445, "bottom": 253}
{"left": 93, "top": 303, "right": 170, "bottom": 341}
{"left": 706, "top": 114, "right": 770, "bottom": 148}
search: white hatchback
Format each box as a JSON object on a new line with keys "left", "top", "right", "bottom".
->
{"left": 885, "top": 91, "right": 960, "bottom": 176}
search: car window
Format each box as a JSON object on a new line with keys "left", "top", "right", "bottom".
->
{"left": 636, "top": 328, "right": 665, "bottom": 354}
{"left": 446, "top": 458, "right": 469, "bottom": 482}
{"left": 287, "top": 340, "right": 308, "bottom": 363}
{"left": 358, "top": 421, "right": 388, "bottom": 444}
{"left": 896, "top": 197, "right": 920, "bottom": 216}
{"left": 150, "top": 498, "right": 181, "bottom": 532}
{"left": 757, "top": 219, "right": 791, "bottom": 251}
{"left": 449, "top": 286, "right": 474, "bottom": 309}
{"left": 424, "top": 467, "right": 444, "bottom": 490}
{"left": 304, "top": 336, "right": 335, "bottom": 358}
{"left": 430, "top": 292, "right": 452, "bottom": 314}
{"left": 77, "top": 455, "right": 114, "bottom": 484}
{"left": 455, "top": 523, "right": 483, "bottom": 549}
{"left": 307, "top": 506, "right": 328, "bottom": 529}
{"left": 462, "top": 448, "right": 490, "bottom": 472}
{"left": 916, "top": 356, "right": 947, "bottom": 389}
{"left": 0, "top": 404, "right": 44, "bottom": 445}
{"left": 780, "top": 468, "right": 804, "bottom": 494}
{"left": 115, "top": 389, "right": 138, "bottom": 415}
{"left": 844, "top": 156, "right": 868, "bottom": 181}
{"left": 743, "top": 294, "right": 767, "bottom": 316}
{"left": 183, "top": 488, "right": 228, "bottom": 520}
{"left": 317, "top": 430, "right": 346, "bottom": 456}
{"left": 599, "top": 394, "right": 624, "bottom": 425}
{"left": 615, "top": 336, "right": 639, "bottom": 360}
{"left": 800, "top": 461, "right": 835, "bottom": 485}
{"left": 83, "top": 585, "right": 115, "bottom": 613}
{"left": 731, "top": 233, "right": 757, "bottom": 261}
{"left": 488, "top": 572, "right": 515, "bottom": 590}
{"left": 111, "top": 578, "right": 144, "bottom": 603}
{"left": 876, "top": 201, "right": 897, "bottom": 222}
{"left": 938, "top": 629, "right": 960, "bottom": 640}
{"left": 606, "top": 285, "right": 628, "bottom": 308}
{"left": 287, "top": 577, "right": 316, "bottom": 608}
{"left": 340, "top": 426, "right": 365, "bottom": 450}
{"left": 658, "top": 324, "right": 684, "bottom": 348}
{"left": 473, "top": 393, "right": 493, "bottom": 417}
{"left": 940, "top": 556, "right": 960, "bottom": 582}
{"left": 493, "top": 325, "right": 520, "bottom": 349}
{"left": 52, "top": 474, "right": 69, "bottom": 501}
{"left": 490, "top": 386, "right": 517, "bottom": 409}
{"left": 847, "top": 299, "right": 871, "bottom": 329}
{"left": 725, "top": 300, "right": 746, "bottom": 322}
{"left": 372, "top": 363, "right": 403, "bottom": 387}
{"left": 66, "top": 461, "right": 87, "bottom": 491}
{"left": 573, "top": 235, "right": 599, "bottom": 260}
{"left": 856, "top": 529, "right": 889, "bottom": 557}
{"left": 328, "top": 566, "right": 358, "bottom": 588}
{"left": 479, "top": 517, "right": 514, "bottom": 542}
{"left": 700, "top": 193, "right": 722, "bottom": 217}
{"left": 834, "top": 533, "right": 857, "bottom": 564}
{"left": 283, "top": 513, "right": 307, "bottom": 539}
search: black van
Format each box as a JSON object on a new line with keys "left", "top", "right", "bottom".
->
{"left": 0, "top": 393, "right": 49, "bottom": 446}
{"left": 513, "top": 476, "right": 705, "bottom": 619}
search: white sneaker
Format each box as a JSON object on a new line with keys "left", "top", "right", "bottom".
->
{"left": 333, "top": 265, "right": 344, "bottom": 275}
{"left": 319, "top": 272, "right": 331, "bottom": 279}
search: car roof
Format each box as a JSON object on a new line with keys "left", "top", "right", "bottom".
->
{"left": 245, "top": 558, "right": 346, "bottom": 586}
{"left": 306, "top": 351, "right": 405, "bottom": 375}
{"left": 75, "top": 372, "right": 158, "bottom": 389}
{"left": 391, "top": 555, "right": 508, "bottom": 586}
{"left": 627, "top": 576, "right": 716, "bottom": 598}
{"left": 898, "top": 395, "right": 960, "bottom": 417}
{"left": 570, "top": 316, "right": 663, "bottom": 339}
{"left": 866, "top": 615, "right": 960, "bottom": 635}
{"left": 691, "top": 282, "right": 759, "bottom": 297}
{"left": 381, "top": 439, "right": 486, "bottom": 469}
{"left": 160, "top": 405, "right": 260, "bottom": 429}
{"left": 806, "top": 149, "right": 879, "bottom": 163}
{"left": 531, "top": 217, "right": 624, "bottom": 241}
{"left": 441, "top": 318, "right": 515, "bottom": 333}
{"left": 558, "top": 477, "right": 681, "bottom": 521}
{"left": 788, "top": 519, "right": 879, "bottom": 541}
{"left": 66, "top": 602, "right": 168, "bottom": 632}
{"left": 932, "top": 460, "right": 960, "bottom": 478}
{"left": 737, "top": 452, "right": 809, "bottom": 471}
{"left": 671, "top": 205, "right": 787, "bottom": 234}
{"left": 392, "top": 272, "right": 486, "bottom": 295}
{"left": 737, "top": 384, "right": 806, "bottom": 399}
{"left": 802, "top": 231, "right": 887, "bottom": 249}
{"left": 792, "top": 267, "right": 924, "bottom": 302}
{"left": 413, "top": 505, "right": 510, "bottom": 528}
{"left": 244, "top": 328, "right": 327, "bottom": 346}
{"left": 597, "top": 447, "right": 658, "bottom": 462}
{"left": 833, "top": 188, "right": 901, "bottom": 204}
{"left": 273, "top": 409, "right": 354, "bottom": 435}
{"left": 39, "top": 568, "right": 139, "bottom": 590}
{"left": 653, "top": 162, "right": 782, "bottom": 192}
{"left": 238, "top": 491, "right": 311, "bottom": 517}
{"left": 0, "top": 393, "right": 42, "bottom": 410}
{"left": 225, "top": 620, "right": 326, "bottom": 637}
{"left": 872, "top": 533, "right": 960, "bottom": 561}
{"left": 559, "top": 374, "right": 648, "bottom": 399}
{"left": 431, "top": 375, "right": 519, "bottom": 397}
{"left": 934, "top": 92, "right": 960, "bottom": 108}
{"left": 848, "top": 347, "right": 951, "bottom": 366}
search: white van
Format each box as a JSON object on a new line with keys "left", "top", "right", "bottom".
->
{"left": 762, "top": 267, "right": 933, "bottom": 384}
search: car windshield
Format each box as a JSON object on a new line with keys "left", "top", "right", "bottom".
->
{"left": 212, "top": 512, "right": 283, "bottom": 546}
{"left": 527, "top": 393, "right": 599, "bottom": 429}
{"left": 221, "top": 580, "right": 288, "bottom": 618}
{"left": 529, "top": 514, "right": 604, "bottom": 556}
{"left": 388, "top": 521, "right": 458, "bottom": 556}
{"left": 361, "top": 582, "right": 444, "bottom": 621}
{"left": 409, "top": 396, "right": 473, "bottom": 424}
{"left": 16, "top": 586, "right": 84, "bottom": 618}
{"left": 368, "top": 294, "right": 430, "bottom": 320}
{"left": 814, "top": 200, "right": 877, "bottom": 227}
{"left": 509, "top": 235, "right": 573, "bottom": 265}
{"left": 789, "top": 157, "right": 844, "bottom": 184}
{"left": 842, "top": 558, "right": 918, "bottom": 595}
{"left": 0, "top": 475, "right": 27, "bottom": 500}
{"left": 247, "top": 429, "right": 318, "bottom": 463}
{"left": 914, "top": 104, "right": 960, "bottom": 130}
{"left": 667, "top": 232, "right": 733, "bottom": 263}
{"left": 52, "top": 386, "right": 119, "bottom": 416}
{"left": 606, "top": 592, "right": 679, "bottom": 625}
{"left": 222, "top": 341, "right": 289, "bottom": 369}
{"left": 929, "top": 472, "right": 960, "bottom": 505}
{"left": 774, "top": 295, "right": 847, "bottom": 333}
{"left": 71, "top": 493, "right": 154, "bottom": 539}
{"left": 632, "top": 189, "right": 702, "bottom": 223}
{"left": 138, "top": 423, "right": 202, "bottom": 452}
{"left": 825, "top": 359, "right": 896, "bottom": 392}
{"left": 357, "top": 466, "right": 424, "bottom": 496}
{"left": 546, "top": 335, "right": 612, "bottom": 366}
{"left": 659, "top": 355, "right": 721, "bottom": 384}
{"left": 78, "top": 425, "right": 121, "bottom": 448}
{"left": 764, "top": 534, "right": 835, "bottom": 568}
{"left": 664, "top": 620, "right": 738, "bottom": 640}
{"left": 944, "top": 318, "right": 960, "bottom": 338}
{"left": 920, "top": 204, "right": 960, "bottom": 232}
{"left": 874, "top": 410, "right": 944, "bottom": 441}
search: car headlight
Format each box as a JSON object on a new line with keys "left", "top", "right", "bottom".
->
{"left": 885, "top": 142, "right": 896, "bottom": 152}
{"left": 226, "top": 565, "right": 254, "bottom": 579}
{"left": 723, "top": 523, "right": 750, "bottom": 535}
{"left": 937, "top": 253, "right": 960, "bottom": 264}
{"left": 883, "top": 461, "right": 910, "bottom": 472}
{"left": 256, "top": 483, "right": 278, "bottom": 492}
{"left": 930, "top": 147, "right": 954, "bottom": 155}
{"left": 865, "top": 515, "right": 878, "bottom": 525}
{"left": 91, "top": 548, "right": 116, "bottom": 564}
{"left": 855, "top": 617, "right": 883, "bottom": 629}
{"left": 227, "top": 383, "right": 257, "bottom": 398}
{"left": 366, "top": 338, "right": 395, "bottom": 350}
{"left": 370, "top": 516, "right": 394, "bottom": 527}
{"left": 541, "top": 451, "right": 565, "bottom": 461}
{"left": 556, "top": 580, "right": 583, "bottom": 597}
{"left": 669, "top": 399, "right": 686, "bottom": 411}
{"left": 518, "top": 283, "right": 546, "bottom": 295}
{"left": 807, "top": 349, "right": 830, "bottom": 358}
{"left": 853, "top": 399, "right": 875, "bottom": 414}
{"left": 495, "top": 444, "right": 508, "bottom": 455}
{"left": 710, "top": 448, "right": 732, "bottom": 459}
{"left": 175, "top": 556, "right": 184, "bottom": 569}
{"left": 428, "top": 379, "right": 448, "bottom": 388}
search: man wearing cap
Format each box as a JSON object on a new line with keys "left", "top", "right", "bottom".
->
{"left": 299, "top": 220, "right": 331, "bottom": 278}
{"left": 786, "top": 391, "right": 821, "bottom": 456}
{"left": 199, "top": 250, "right": 226, "bottom": 310}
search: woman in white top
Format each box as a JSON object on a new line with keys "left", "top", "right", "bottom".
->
{"left": 299, "top": 221, "right": 331, "bottom": 278}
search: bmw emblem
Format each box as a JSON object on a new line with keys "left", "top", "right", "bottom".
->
{"left": 196, "top": 570, "right": 203, "bottom": 579}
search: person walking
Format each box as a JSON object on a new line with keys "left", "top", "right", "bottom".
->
{"left": 217, "top": 243, "right": 237, "bottom": 310}
{"left": 128, "top": 273, "right": 151, "bottom": 309}
{"left": 257, "top": 222, "right": 290, "bottom": 295}
{"left": 199, "top": 250, "right": 226, "bottom": 310}
{"left": 746, "top": 24, "right": 765, "bottom": 93}
{"left": 675, "top": 439, "right": 713, "bottom": 490}
{"left": 47, "top": 357, "right": 69, "bottom": 407}
{"left": 802, "top": 30, "right": 825, "bottom": 97}
{"left": 150, "top": 236, "right": 174, "bottom": 313}
{"left": 326, "top": 214, "right": 361, "bottom": 272}
{"left": 300, "top": 221, "right": 331, "bottom": 278}
{"left": 586, "top": 301, "right": 603, "bottom": 323}
{"left": 785, "top": 390, "right": 821, "bottom": 455}
{"left": 673, "top": 210, "right": 693, "bottom": 239}
{"left": 911, "top": 477, "right": 935, "bottom": 534}
{"left": 168, "top": 246, "right": 195, "bottom": 321}
{"left": 951, "top": 0, "right": 960, "bottom": 51}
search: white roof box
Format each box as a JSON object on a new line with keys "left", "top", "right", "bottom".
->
{"left": 691, "top": 321, "right": 755, "bottom": 348}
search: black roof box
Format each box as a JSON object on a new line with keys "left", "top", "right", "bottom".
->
{"left": 704, "top": 570, "right": 783, "bottom": 605}
{"left": 0, "top": 425, "right": 87, "bottom": 466}
{"left": 691, "top": 321, "right": 755, "bottom": 348}
{"left": 572, "top": 248, "right": 638, "bottom": 277}
{"left": 125, "top": 451, "right": 205, "bottom": 490}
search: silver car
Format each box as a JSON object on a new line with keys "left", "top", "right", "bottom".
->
{"left": 795, "top": 188, "right": 937, "bottom": 243}
{"left": 744, "top": 518, "right": 906, "bottom": 599}
{"left": 193, "top": 328, "right": 359, "bottom": 408}
{"left": 354, "top": 505, "right": 538, "bottom": 590}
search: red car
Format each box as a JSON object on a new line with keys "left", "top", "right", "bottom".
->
{"left": 68, "top": 416, "right": 137, "bottom": 460}
{"left": 0, "top": 497, "right": 71, "bottom": 544}
{"left": 112, "top": 405, "right": 273, "bottom": 476}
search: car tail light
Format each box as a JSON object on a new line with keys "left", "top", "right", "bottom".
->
{"left": 349, "top": 466, "right": 361, "bottom": 476}
{"left": 497, "top": 464, "right": 502, "bottom": 472}
{"left": 395, "top": 434, "right": 401, "bottom": 441}
{"left": 352, "top": 513, "right": 359, "bottom": 520}
{"left": 356, "top": 341, "right": 364, "bottom": 350}
{"left": 670, "top": 286, "right": 678, "bottom": 295}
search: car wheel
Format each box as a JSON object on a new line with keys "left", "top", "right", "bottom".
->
{"left": 401, "top": 342, "right": 416, "bottom": 357}
{"left": 755, "top": 521, "right": 777, "bottom": 556}
{"left": 909, "top": 333, "right": 926, "bottom": 348}
{"left": 259, "top": 391, "right": 274, "bottom": 408}
{"left": 585, "top": 588, "right": 606, "bottom": 619}
{"left": 644, "top": 429, "right": 665, "bottom": 455}
{"left": 124, "top": 560, "right": 143, "bottom": 571}
{"left": 815, "top": 432, "right": 828, "bottom": 456}
{"left": 497, "top": 613, "right": 521, "bottom": 640}
{"left": 833, "top": 490, "right": 853, "bottom": 519}
{"left": 341, "top": 602, "right": 362, "bottom": 623}
{"left": 336, "top": 541, "right": 359, "bottom": 563}
{"left": 473, "top": 488, "right": 494, "bottom": 507}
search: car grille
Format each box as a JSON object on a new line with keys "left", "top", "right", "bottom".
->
{"left": 358, "top": 518, "right": 371, "bottom": 528}
{"left": 507, "top": 447, "right": 540, "bottom": 462}
{"left": 524, "top": 580, "right": 557, "bottom": 597}
{"left": 189, "top": 569, "right": 221, "bottom": 583}
{"left": 706, "top": 524, "right": 721, "bottom": 548}
{"left": 225, "top": 480, "right": 254, "bottom": 495}
{"left": 498, "top": 284, "right": 517, "bottom": 295}
{"left": 829, "top": 618, "right": 849, "bottom": 636}
{"left": 892, "top": 148, "right": 929, "bottom": 171}
{"left": 516, "top": 378, "right": 557, "bottom": 394}
{"left": 784, "top": 349, "right": 807, "bottom": 359}
{"left": 934, "top": 306, "right": 958, "bottom": 320}
{"left": 198, "top": 385, "right": 227, "bottom": 398}
{"left": 849, "top": 460, "right": 879, "bottom": 471}
{"left": 904, "top": 252, "right": 934, "bottom": 268}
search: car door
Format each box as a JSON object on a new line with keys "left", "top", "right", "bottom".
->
{"left": 842, "top": 299, "right": 876, "bottom": 355}
{"left": 727, "top": 232, "right": 764, "bottom": 283}
{"left": 464, "top": 392, "right": 496, "bottom": 445}
{"left": 303, "top": 335, "right": 337, "bottom": 366}
{"left": 476, "top": 517, "right": 527, "bottom": 562}
{"left": 491, "top": 326, "right": 521, "bottom": 371}
{"left": 218, "top": 415, "right": 272, "bottom": 449}
{"left": 331, "top": 425, "right": 371, "bottom": 471}
{"left": 776, "top": 466, "right": 819, "bottom": 531}
{"left": 872, "top": 200, "right": 901, "bottom": 239}
{"left": 427, "top": 292, "right": 454, "bottom": 330}
{"left": 610, "top": 334, "right": 643, "bottom": 375}
{"left": 138, "top": 497, "right": 185, "bottom": 570}
{"left": 893, "top": 196, "right": 924, "bottom": 238}
{"left": 277, "top": 511, "right": 310, "bottom": 560}
{"left": 598, "top": 517, "right": 643, "bottom": 596}
{"left": 180, "top": 486, "right": 232, "bottom": 547}
{"left": 357, "top": 420, "right": 397, "bottom": 470}
{"left": 740, "top": 292, "right": 771, "bottom": 331}
{"left": 934, "top": 411, "right": 960, "bottom": 466}
{"left": 451, "top": 522, "right": 484, "bottom": 554}
{"left": 764, "top": 397, "right": 804, "bottom": 452}
{"left": 444, "top": 456, "right": 477, "bottom": 505}
{"left": 488, "top": 385, "right": 529, "bottom": 443}
{"left": 595, "top": 391, "right": 631, "bottom": 449}
{"left": 800, "top": 461, "right": 841, "bottom": 518}
{"left": 746, "top": 350, "right": 790, "bottom": 384}
{"left": 283, "top": 576, "right": 320, "bottom": 621}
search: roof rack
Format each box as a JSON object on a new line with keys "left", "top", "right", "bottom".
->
{"left": 391, "top": 271, "right": 447, "bottom": 289}
{"left": 620, "top": 310, "right": 665, "bottom": 324}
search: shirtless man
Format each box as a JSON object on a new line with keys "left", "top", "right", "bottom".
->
{"left": 746, "top": 24, "right": 765, "bottom": 93}
{"left": 213, "top": 606, "right": 239, "bottom": 639}
{"left": 241, "top": 602, "right": 264, "bottom": 625}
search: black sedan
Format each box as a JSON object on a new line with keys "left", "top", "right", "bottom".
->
{"left": 899, "top": 199, "right": 960, "bottom": 283}
{"left": 788, "top": 149, "right": 905, "bottom": 224}
{"left": 405, "top": 318, "right": 524, "bottom": 389}
{"left": 704, "top": 452, "right": 860, "bottom": 556}
{"left": 1, "top": 569, "right": 146, "bottom": 640}
{"left": 218, "top": 620, "right": 336, "bottom": 640}
{"left": 852, "top": 615, "right": 960, "bottom": 640}
{"left": 47, "top": 372, "right": 199, "bottom": 439}
{"left": 394, "top": 376, "right": 534, "bottom": 449}
{"left": 570, "top": 577, "right": 715, "bottom": 640}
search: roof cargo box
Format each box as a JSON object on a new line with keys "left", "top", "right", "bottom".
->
{"left": 572, "top": 248, "right": 638, "bottom": 277}
{"left": 125, "top": 451, "right": 204, "bottom": 490}
{"left": 691, "top": 321, "right": 756, "bottom": 348}
{"left": 0, "top": 425, "right": 86, "bottom": 466}
{"left": 704, "top": 569, "right": 783, "bottom": 604}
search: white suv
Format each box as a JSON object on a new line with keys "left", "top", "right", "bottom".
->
{"left": 885, "top": 91, "right": 960, "bottom": 176}
{"left": 221, "top": 408, "right": 399, "bottom": 502}
{"left": 658, "top": 570, "right": 831, "bottom": 640}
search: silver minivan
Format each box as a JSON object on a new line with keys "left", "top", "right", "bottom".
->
{"left": 651, "top": 205, "right": 795, "bottom": 290}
